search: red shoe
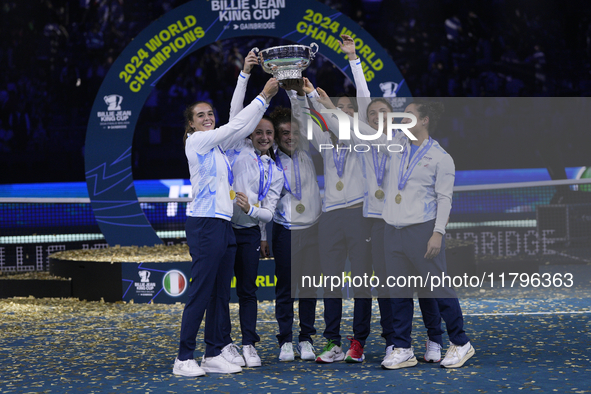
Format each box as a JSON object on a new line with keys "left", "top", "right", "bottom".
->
{"left": 345, "top": 336, "right": 365, "bottom": 363}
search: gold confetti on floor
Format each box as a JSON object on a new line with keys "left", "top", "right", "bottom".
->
{"left": 1, "top": 286, "right": 590, "bottom": 393}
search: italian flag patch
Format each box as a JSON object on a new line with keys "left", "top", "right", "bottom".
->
{"left": 163, "top": 270, "right": 187, "bottom": 296}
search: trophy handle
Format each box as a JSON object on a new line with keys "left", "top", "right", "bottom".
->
{"left": 251, "top": 47, "right": 262, "bottom": 65}
{"left": 309, "top": 43, "right": 319, "bottom": 58}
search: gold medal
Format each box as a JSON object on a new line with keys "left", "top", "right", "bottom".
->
{"left": 230, "top": 190, "right": 236, "bottom": 200}
{"left": 375, "top": 189, "right": 385, "bottom": 200}
{"left": 336, "top": 181, "right": 344, "bottom": 191}
{"left": 395, "top": 193, "right": 402, "bottom": 204}
{"left": 254, "top": 203, "right": 260, "bottom": 207}
{"left": 296, "top": 203, "right": 305, "bottom": 214}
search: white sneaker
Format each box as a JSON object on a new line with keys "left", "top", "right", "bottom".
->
{"left": 315, "top": 340, "right": 345, "bottom": 363}
{"left": 172, "top": 358, "right": 206, "bottom": 377}
{"left": 243, "top": 344, "right": 262, "bottom": 367}
{"left": 381, "top": 347, "right": 418, "bottom": 370}
{"left": 297, "top": 341, "right": 315, "bottom": 361}
{"left": 424, "top": 340, "right": 442, "bottom": 362}
{"left": 201, "top": 354, "right": 242, "bottom": 374}
{"left": 383, "top": 345, "right": 394, "bottom": 361}
{"left": 221, "top": 343, "right": 245, "bottom": 366}
{"left": 440, "top": 341, "right": 475, "bottom": 368}
{"left": 279, "top": 342, "right": 295, "bottom": 362}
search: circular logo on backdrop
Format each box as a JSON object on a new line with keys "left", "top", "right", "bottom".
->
{"left": 162, "top": 270, "right": 187, "bottom": 297}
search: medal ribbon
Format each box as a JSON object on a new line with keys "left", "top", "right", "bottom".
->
{"left": 371, "top": 147, "right": 388, "bottom": 188}
{"left": 397, "top": 138, "right": 433, "bottom": 191}
{"left": 332, "top": 145, "right": 347, "bottom": 178}
{"left": 275, "top": 149, "right": 302, "bottom": 200}
{"left": 257, "top": 154, "right": 273, "bottom": 201}
{"left": 218, "top": 146, "right": 234, "bottom": 186}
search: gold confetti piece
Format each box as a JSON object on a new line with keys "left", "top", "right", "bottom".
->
{"left": 47, "top": 244, "right": 192, "bottom": 263}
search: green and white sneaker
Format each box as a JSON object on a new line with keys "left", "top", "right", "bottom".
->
{"left": 315, "top": 340, "right": 345, "bottom": 363}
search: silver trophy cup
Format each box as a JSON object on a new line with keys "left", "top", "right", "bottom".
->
{"left": 251, "top": 43, "right": 319, "bottom": 80}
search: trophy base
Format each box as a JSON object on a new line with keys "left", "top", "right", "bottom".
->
{"left": 273, "top": 69, "right": 303, "bottom": 80}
